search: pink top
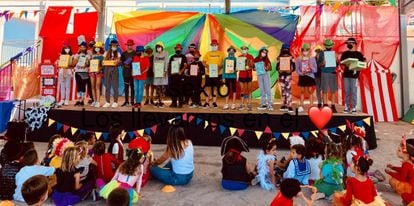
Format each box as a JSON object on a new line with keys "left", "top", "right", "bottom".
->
{"left": 112, "top": 164, "right": 144, "bottom": 193}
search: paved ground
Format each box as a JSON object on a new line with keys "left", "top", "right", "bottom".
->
{"left": 5, "top": 121, "right": 414, "bottom": 206}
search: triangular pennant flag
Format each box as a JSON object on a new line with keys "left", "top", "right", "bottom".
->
{"left": 19, "top": 11, "right": 25, "bottom": 19}
{"left": 273, "top": 132, "right": 281, "bottom": 140}
{"left": 363, "top": 117, "right": 371, "bottom": 127}
{"left": 63, "top": 125, "right": 70, "bottom": 133}
{"left": 356, "top": 120, "right": 363, "bottom": 127}
{"left": 144, "top": 128, "right": 151, "bottom": 135}
{"left": 237, "top": 128, "right": 245, "bottom": 136}
{"left": 188, "top": 115, "right": 195, "bottom": 123}
{"left": 338, "top": 125, "right": 346, "bottom": 132}
{"left": 137, "top": 129, "right": 144, "bottom": 137}
{"left": 332, "top": 1, "right": 341, "bottom": 12}
{"left": 80, "top": 129, "right": 86, "bottom": 135}
{"left": 71, "top": 127, "right": 78, "bottom": 136}
{"left": 175, "top": 115, "right": 182, "bottom": 120}
{"left": 204, "top": 121, "right": 209, "bottom": 129}
{"left": 229, "top": 127, "right": 237, "bottom": 136}
{"left": 182, "top": 113, "right": 187, "bottom": 121}
{"left": 9, "top": 12, "right": 14, "bottom": 20}
{"left": 301, "top": 132, "right": 310, "bottom": 139}
{"left": 34, "top": 10, "right": 39, "bottom": 17}
{"left": 0, "top": 10, "right": 9, "bottom": 18}
{"left": 151, "top": 125, "right": 158, "bottom": 134}
{"left": 128, "top": 131, "right": 135, "bottom": 138}
{"left": 48, "top": 119, "right": 55, "bottom": 127}
{"left": 329, "top": 128, "right": 337, "bottom": 133}
{"left": 102, "top": 133, "right": 109, "bottom": 140}
{"left": 24, "top": 11, "right": 28, "bottom": 19}
{"left": 264, "top": 126, "right": 272, "bottom": 134}
{"left": 281, "top": 132, "right": 290, "bottom": 139}
{"left": 133, "top": 131, "right": 139, "bottom": 137}
{"left": 255, "top": 131, "right": 263, "bottom": 140}
{"left": 310, "top": 130, "right": 318, "bottom": 137}
{"left": 85, "top": 8, "right": 90, "bottom": 12}
{"left": 292, "top": 132, "right": 300, "bottom": 136}
{"left": 219, "top": 125, "right": 226, "bottom": 134}
{"left": 56, "top": 122, "right": 63, "bottom": 131}
{"left": 95, "top": 132, "right": 102, "bottom": 140}
{"left": 168, "top": 118, "right": 175, "bottom": 124}
{"left": 211, "top": 126, "right": 217, "bottom": 132}
{"left": 4, "top": 13, "right": 10, "bottom": 22}
{"left": 196, "top": 118, "right": 202, "bottom": 125}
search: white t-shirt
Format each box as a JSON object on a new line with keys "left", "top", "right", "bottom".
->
{"left": 346, "top": 150, "right": 356, "bottom": 177}
{"left": 308, "top": 155, "right": 323, "bottom": 180}
{"left": 76, "top": 157, "right": 93, "bottom": 181}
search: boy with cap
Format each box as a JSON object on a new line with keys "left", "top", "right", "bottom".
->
{"left": 318, "top": 39, "right": 338, "bottom": 113}
{"left": 222, "top": 46, "right": 238, "bottom": 110}
{"left": 144, "top": 46, "right": 155, "bottom": 105}
{"left": 120, "top": 39, "right": 136, "bottom": 107}
{"left": 168, "top": 44, "right": 188, "bottom": 108}
{"left": 153, "top": 42, "right": 169, "bottom": 108}
{"left": 132, "top": 46, "right": 150, "bottom": 108}
{"left": 188, "top": 51, "right": 205, "bottom": 108}
{"left": 340, "top": 37, "right": 365, "bottom": 113}
{"left": 202, "top": 39, "right": 226, "bottom": 109}
{"left": 238, "top": 45, "right": 254, "bottom": 111}
{"left": 102, "top": 40, "right": 121, "bottom": 108}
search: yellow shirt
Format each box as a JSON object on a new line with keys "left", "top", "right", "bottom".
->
{"left": 203, "top": 50, "right": 225, "bottom": 76}
{"left": 50, "top": 156, "right": 62, "bottom": 169}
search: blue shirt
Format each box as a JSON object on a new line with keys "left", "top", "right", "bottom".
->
{"left": 283, "top": 158, "right": 311, "bottom": 185}
{"left": 171, "top": 141, "right": 194, "bottom": 175}
{"left": 222, "top": 56, "right": 237, "bottom": 79}
{"left": 14, "top": 165, "right": 55, "bottom": 202}
{"left": 321, "top": 161, "right": 344, "bottom": 185}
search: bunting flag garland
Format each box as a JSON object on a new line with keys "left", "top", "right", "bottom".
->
{"left": 196, "top": 118, "right": 202, "bottom": 125}
{"left": 255, "top": 131, "right": 263, "bottom": 140}
{"left": 48, "top": 119, "right": 55, "bottom": 127}
{"left": 188, "top": 115, "right": 195, "bottom": 123}
{"left": 71, "top": 127, "right": 78, "bottom": 136}
{"left": 128, "top": 131, "right": 135, "bottom": 138}
{"left": 0, "top": 10, "right": 40, "bottom": 21}
{"left": 144, "top": 128, "right": 151, "bottom": 135}
{"left": 356, "top": 121, "right": 364, "bottom": 127}
{"left": 219, "top": 125, "right": 226, "bottom": 134}
{"left": 151, "top": 125, "right": 158, "bottom": 134}
{"left": 95, "top": 132, "right": 102, "bottom": 140}
{"left": 56, "top": 122, "right": 63, "bottom": 131}
{"left": 182, "top": 113, "right": 187, "bottom": 121}
{"left": 310, "top": 130, "right": 318, "bottom": 137}
{"left": 204, "top": 121, "right": 209, "bottom": 129}
{"left": 229, "top": 127, "right": 237, "bottom": 136}
{"left": 329, "top": 128, "right": 337, "bottom": 134}
{"left": 282, "top": 132, "right": 290, "bottom": 139}
{"left": 168, "top": 118, "right": 175, "bottom": 124}
{"left": 63, "top": 125, "right": 70, "bottom": 133}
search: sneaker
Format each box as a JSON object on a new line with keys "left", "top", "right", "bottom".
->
{"left": 268, "top": 106, "right": 274, "bottom": 111}
{"left": 57, "top": 100, "right": 64, "bottom": 106}
{"left": 64, "top": 100, "right": 69, "bottom": 106}
{"left": 144, "top": 99, "right": 149, "bottom": 105}
{"left": 343, "top": 107, "right": 350, "bottom": 114}
{"left": 154, "top": 102, "right": 159, "bottom": 108}
{"left": 331, "top": 105, "right": 337, "bottom": 113}
{"left": 223, "top": 104, "right": 229, "bottom": 110}
{"left": 150, "top": 99, "right": 155, "bottom": 105}
{"left": 88, "top": 99, "right": 93, "bottom": 104}
{"left": 239, "top": 104, "right": 245, "bottom": 110}
{"left": 158, "top": 102, "right": 165, "bottom": 108}
{"left": 79, "top": 101, "right": 84, "bottom": 106}
{"left": 212, "top": 102, "right": 218, "bottom": 108}
{"left": 352, "top": 108, "right": 357, "bottom": 113}
{"left": 74, "top": 101, "right": 81, "bottom": 106}
{"left": 257, "top": 105, "right": 267, "bottom": 110}
{"left": 121, "top": 102, "right": 129, "bottom": 107}
{"left": 90, "top": 102, "right": 95, "bottom": 107}
{"left": 202, "top": 103, "right": 210, "bottom": 109}
{"left": 189, "top": 103, "right": 198, "bottom": 108}
{"left": 247, "top": 104, "right": 252, "bottom": 111}
{"left": 111, "top": 103, "right": 118, "bottom": 108}
{"left": 133, "top": 103, "right": 141, "bottom": 109}
{"left": 315, "top": 192, "right": 325, "bottom": 200}
{"left": 288, "top": 107, "right": 294, "bottom": 113}
{"left": 251, "top": 176, "right": 259, "bottom": 186}
{"left": 94, "top": 102, "right": 100, "bottom": 108}
{"left": 298, "top": 106, "right": 304, "bottom": 112}
{"left": 231, "top": 104, "right": 237, "bottom": 110}
{"left": 279, "top": 105, "right": 287, "bottom": 112}
{"left": 102, "top": 102, "right": 111, "bottom": 108}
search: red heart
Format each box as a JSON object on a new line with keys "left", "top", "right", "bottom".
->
{"left": 308, "top": 106, "right": 333, "bottom": 130}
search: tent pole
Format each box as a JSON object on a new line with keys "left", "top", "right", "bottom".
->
{"left": 225, "top": 0, "right": 230, "bottom": 14}
{"left": 399, "top": 0, "right": 411, "bottom": 117}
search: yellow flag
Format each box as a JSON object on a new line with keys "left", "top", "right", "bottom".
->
{"left": 338, "top": 125, "right": 346, "bottom": 132}
{"left": 363, "top": 118, "right": 371, "bottom": 127}
{"left": 95, "top": 132, "right": 102, "bottom": 140}
{"left": 71, "top": 127, "right": 78, "bottom": 136}
{"left": 255, "top": 131, "right": 263, "bottom": 140}
{"left": 282, "top": 133, "right": 290, "bottom": 139}
{"left": 204, "top": 121, "right": 209, "bottom": 129}
{"left": 138, "top": 129, "right": 144, "bottom": 137}
{"left": 168, "top": 118, "right": 175, "bottom": 124}
{"left": 332, "top": 1, "right": 341, "bottom": 12}
{"left": 310, "top": 130, "right": 318, "bottom": 137}
{"left": 48, "top": 119, "right": 55, "bottom": 127}
{"left": 229, "top": 127, "right": 237, "bottom": 136}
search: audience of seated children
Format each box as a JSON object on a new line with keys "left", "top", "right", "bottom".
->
{"left": 21, "top": 175, "right": 49, "bottom": 206}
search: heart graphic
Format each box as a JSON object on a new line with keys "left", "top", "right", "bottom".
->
{"left": 308, "top": 106, "right": 333, "bottom": 130}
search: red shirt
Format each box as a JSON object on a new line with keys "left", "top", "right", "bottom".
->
{"left": 341, "top": 177, "right": 377, "bottom": 205}
{"left": 93, "top": 153, "right": 122, "bottom": 183}
{"left": 238, "top": 54, "right": 254, "bottom": 79}
{"left": 270, "top": 192, "right": 293, "bottom": 206}
{"left": 132, "top": 56, "right": 150, "bottom": 80}
{"left": 389, "top": 162, "right": 414, "bottom": 203}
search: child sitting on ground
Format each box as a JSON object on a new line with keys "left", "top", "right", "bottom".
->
{"left": 21, "top": 175, "right": 49, "bottom": 206}
{"left": 93, "top": 141, "right": 122, "bottom": 190}
{"left": 49, "top": 137, "right": 74, "bottom": 169}
{"left": 128, "top": 135, "right": 153, "bottom": 187}
{"left": 220, "top": 136, "right": 253, "bottom": 190}
{"left": 108, "top": 122, "right": 125, "bottom": 162}
{"left": 255, "top": 138, "right": 277, "bottom": 190}
{"left": 41, "top": 134, "right": 62, "bottom": 166}
{"left": 305, "top": 137, "right": 325, "bottom": 185}
{"left": 107, "top": 188, "right": 130, "bottom": 206}
{"left": 270, "top": 178, "right": 301, "bottom": 206}
{"left": 283, "top": 144, "right": 311, "bottom": 185}
{"left": 75, "top": 141, "right": 97, "bottom": 183}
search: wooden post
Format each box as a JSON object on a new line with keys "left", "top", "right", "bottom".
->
{"left": 225, "top": 0, "right": 231, "bottom": 14}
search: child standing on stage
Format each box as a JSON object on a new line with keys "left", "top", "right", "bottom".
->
{"left": 188, "top": 51, "right": 205, "bottom": 108}
{"left": 238, "top": 45, "right": 254, "bottom": 111}
{"left": 319, "top": 39, "right": 338, "bottom": 113}
{"left": 108, "top": 122, "right": 125, "bottom": 162}
{"left": 276, "top": 44, "right": 295, "bottom": 113}
{"left": 222, "top": 46, "right": 238, "bottom": 110}
{"left": 255, "top": 138, "right": 278, "bottom": 190}
{"left": 132, "top": 46, "right": 150, "bottom": 108}
{"left": 254, "top": 47, "right": 273, "bottom": 111}
{"left": 283, "top": 144, "right": 311, "bottom": 185}
{"left": 296, "top": 43, "right": 317, "bottom": 113}
{"left": 73, "top": 41, "right": 92, "bottom": 106}
{"left": 202, "top": 39, "right": 225, "bottom": 109}
{"left": 184, "top": 43, "right": 198, "bottom": 104}
{"left": 57, "top": 44, "right": 74, "bottom": 106}
{"left": 153, "top": 42, "right": 169, "bottom": 108}
{"left": 168, "top": 44, "right": 187, "bottom": 108}
{"left": 314, "top": 45, "right": 323, "bottom": 108}
{"left": 90, "top": 42, "right": 105, "bottom": 108}
{"left": 120, "top": 39, "right": 136, "bottom": 107}
{"left": 102, "top": 40, "right": 121, "bottom": 108}
{"left": 144, "top": 46, "right": 155, "bottom": 105}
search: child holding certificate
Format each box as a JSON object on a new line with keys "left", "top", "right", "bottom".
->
{"left": 132, "top": 46, "right": 150, "bottom": 108}
{"left": 73, "top": 41, "right": 91, "bottom": 107}
{"left": 57, "top": 44, "right": 74, "bottom": 106}
{"left": 238, "top": 46, "right": 254, "bottom": 111}
{"left": 89, "top": 42, "right": 105, "bottom": 108}
{"left": 153, "top": 42, "right": 169, "bottom": 108}
{"left": 168, "top": 44, "right": 187, "bottom": 108}
{"left": 295, "top": 43, "right": 317, "bottom": 113}
{"left": 318, "top": 39, "right": 338, "bottom": 113}
{"left": 188, "top": 51, "right": 205, "bottom": 108}
{"left": 222, "top": 46, "right": 237, "bottom": 110}
{"left": 254, "top": 47, "right": 273, "bottom": 111}
{"left": 102, "top": 40, "right": 121, "bottom": 108}
{"left": 276, "top": 44, "right": 295, "bottom": 113}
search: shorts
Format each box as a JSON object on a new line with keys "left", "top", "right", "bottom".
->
{"left": 89, "top": 72, "right": 103, "bottom": 78}
{"left": 321, "top": 72, "right": 338, "bottom": 93}
{"left": 225, "top": 78, "right": 237, "bottom": 93}
{"left": 145, "top": 77, "right": 154, "bottom": 85}
{"left": 239, "top": 77, "right": 252, "bottom": 83}
{"left": 298, "top": 75, "right": 316, "bottom": 87}
{"left": 204, "top": 75, "right": 222, "bottom": 88}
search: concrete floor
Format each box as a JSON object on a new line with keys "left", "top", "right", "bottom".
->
{"left": 6, "top": 121, "right": 414, "bottom": 206}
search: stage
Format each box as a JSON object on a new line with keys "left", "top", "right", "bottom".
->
{"left": 27, "top": 101, "right": 377, "bottom": 149}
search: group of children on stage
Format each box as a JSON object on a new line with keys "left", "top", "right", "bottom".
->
{"left": 56, "top": 37, "right": 364, "bottom": 113}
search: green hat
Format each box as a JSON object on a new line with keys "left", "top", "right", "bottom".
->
{"left": 302, "top": 43, "right": 310, "bottom": 50}
{"left": 323, "top": 39, "right": 334, "bottom": 48}
{"left": 227, "top": 46, "right": 236, "bottom": 52}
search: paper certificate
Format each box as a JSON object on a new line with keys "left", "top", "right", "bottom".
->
{"left": 77, "top": 56, "right": 87, "bottom": 67}
{"left": 236, "top": 57, "right": 246, "bottom": 71}
{"left": 225, "top": 59, "right": 235, "bottom": 73}
{"left": 89, "top": 59, "right": 100, "bottom": 72}
{"left": 255, "top": 61, "right": 265, "bottom": 75}
{"left": 324, "top": 51, "right": 336, "bottom": 68}
{"left": 190, "top": 65, "right": 198, "bottom": 76}
{"left": 279, "top": 57, "right": 291, "bottom": 71}
{"left": 58, "top": 55, "right": 70, "bottom": 68}
{"left": 171, "top": 60, "right": 180, "bottom": 74}
{"left": 209, "top": 64, "right": 218, "bottom": 78}
{"left": 132, "top": 62, "right": 141, "bottom": 76}
{"left": 154, "top": 62, "right": 164, "bottom": 78}
{"left": 102, "top": 60, "right": 117, "bottom": 66}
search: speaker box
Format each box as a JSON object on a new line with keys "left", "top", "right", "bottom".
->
{"left": 5, "top": 121, "right": 27, "bottom": 142}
